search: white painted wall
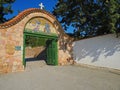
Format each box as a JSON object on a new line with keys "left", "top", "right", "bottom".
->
{"left": 73, "top": 34, "right": 120, "bottom": 70}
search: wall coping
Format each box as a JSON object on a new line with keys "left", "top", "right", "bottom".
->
{"left": 73, "top": 33, "right": 117, "bottom": 42}
{"left": 0, "top": 8, "right": 56, "bottom": 29}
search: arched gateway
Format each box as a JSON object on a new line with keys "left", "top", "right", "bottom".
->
{"left": 0, "top": 8, "right": 74, "bottom": 73}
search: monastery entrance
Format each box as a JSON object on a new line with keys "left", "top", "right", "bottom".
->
{"left": 22, "top": 17, "right": 59, "bottom": 68}
{"left": 23, "top": 32, "right": 58, "bottom": 68}
{"left": 0, "top": 8, "right": 73, "bottom": 73}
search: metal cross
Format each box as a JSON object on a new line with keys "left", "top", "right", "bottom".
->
{"left": 39, "top": 3, "right": 44, "bottom": 9}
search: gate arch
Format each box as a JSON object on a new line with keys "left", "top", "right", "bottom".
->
{"left": 23, "top": 16, "right": 58, "bottom": 66}
{"left": 0, "top": 8, "right": 73, "bottom": 73}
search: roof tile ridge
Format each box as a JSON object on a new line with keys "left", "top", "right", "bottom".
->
{"left": 0, "top": 8, "right": 41, "bottom": 29}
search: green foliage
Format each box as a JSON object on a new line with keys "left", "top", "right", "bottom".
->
{"left": 53, "top": 0, "right": 120, "bottom": 38}
{"left": 0, "top": 0, "right": 15, "bottom": 23}
{"left": 25, "top": 36, "right": 46, "bottom": 47}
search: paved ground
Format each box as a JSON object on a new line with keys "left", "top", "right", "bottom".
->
{"left": 0, "top": 62, "right": 120, "bottom": 90}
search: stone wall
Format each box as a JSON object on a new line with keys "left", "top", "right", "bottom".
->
{"left": 58, "top": 35, "right": 74, "bottom": 65}
{"left": 0, "top": 8, "right": 73, "bottom": 73}
{"left": 0, "top": 24, "right": 24, "bottom": 73}
{"left": 25, "top": 46, "right": 46, "bottom": 58}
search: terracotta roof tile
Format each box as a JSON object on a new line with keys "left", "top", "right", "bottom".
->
{"left": 0, "top": 8, "right": 56, "bottom": 29}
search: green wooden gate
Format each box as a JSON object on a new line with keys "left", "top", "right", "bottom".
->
{"left": 46, "top": 39, "right": 58, "bottom": 65}
{"left": 23, "top": 32, "right": 58, "bottom": 67}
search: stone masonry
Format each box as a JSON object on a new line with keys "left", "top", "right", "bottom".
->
{"left": 0, "top": 8, "right": 74, "bottom": 73}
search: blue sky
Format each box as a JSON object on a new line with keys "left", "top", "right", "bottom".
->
{"left": 4, "top": 0, "right": 74, "bottom": 33}
{"left": 5, "top": 0, "right": 57, "bottom": 19}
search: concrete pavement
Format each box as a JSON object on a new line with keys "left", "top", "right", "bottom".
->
{"left": 0, "top": 65, "right": 120, "bottom": 90}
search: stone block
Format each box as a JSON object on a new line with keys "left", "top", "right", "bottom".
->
{"left": 2, "top": 63, "right": 9, "bottom": 73}
{"left": 6, "top": 43, "right": 15, "bottom": 55}
{"left": 0, "top": 62, "right": 3, "bottom": 72}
